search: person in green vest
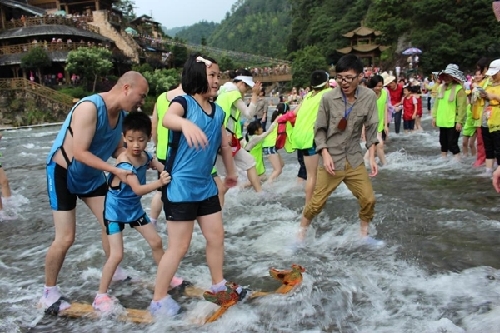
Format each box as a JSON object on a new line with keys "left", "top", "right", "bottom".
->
{"left": 244, "top": 119, "right": 278, "bottom": 183}
{"left": 150, "top": 81, "right": 185, "bottom": 228}
{"left": 431, "top": 64, "right": 467, "bottom": 160}
{"left": 290, "top": 71, "right": 332, "bottom": 205}
{"left": 364, "top": 74, "right": 388, "bottom": 165}
{"left": 215, "top": 69, "right": 264, "bottom": 193}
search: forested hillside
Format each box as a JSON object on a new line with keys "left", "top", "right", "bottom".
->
{"left": 289, "top": 0, "right": 500, "bottom": 72}
{"left": 175, "top": 21, "right": 219, "bottom": 45}
{"left": 207, "top": 0, "right": 291, "bottom": 58}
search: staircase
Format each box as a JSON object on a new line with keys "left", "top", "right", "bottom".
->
{"left": 0, "top": 78, "right": 74, "bottom": 109}
{"left": 88, "top": 11, "right": 140, "bottom": 63}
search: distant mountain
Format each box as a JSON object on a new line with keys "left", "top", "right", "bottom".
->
{"left": 163, "top": 26, "right": 186, "bottom": 37}
{"left": 207, "top": 0, "right": 291, "bottom": 59}
{"left": 175, "top": 21, "right": 219, "bottom": 45}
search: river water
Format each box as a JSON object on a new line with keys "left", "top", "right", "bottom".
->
{"left": 0, "top": 115, "right": 500, "bottom": 333}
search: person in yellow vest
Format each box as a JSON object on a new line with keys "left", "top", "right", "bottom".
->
{"left": 150, "top": 82, "right": 184, "bottom": 228}
{"left": 480, "top": 59, "right": 500, "bottom": 177}
{"left": 364, "top": 74, "right": 388, "bottom": 165}
{"left": 431, "top": 64, "right": 467, "bottom": 160}
{"left": 215, "top": 69, "right": 263, "bottom": 193}
{"left": 290, "top": 71, "right": 332, "bottom": 204}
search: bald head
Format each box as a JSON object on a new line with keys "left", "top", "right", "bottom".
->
{"left": 116, "top": 71, "right": 147, "bottom": 88}
{"left": 114, "top": 71, "right": 149, "bottom": 112}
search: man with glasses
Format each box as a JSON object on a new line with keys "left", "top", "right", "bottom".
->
{"left": 293, "top": 54, "right": 385, "bottom": 251}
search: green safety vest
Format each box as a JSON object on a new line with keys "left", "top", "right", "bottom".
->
{"left": 377, "top": 89, "right": 388, "bottom": 132}
{"left": 156, "top": 92, "right": 170, "bottom": 160}
{"left": 435, "top": 85, "right": 462, "bottom": 128}
{"left": 217, "top": 89, "right": 243, "bottom": 139}
{"left": 247, "top": 136, "right": 265, "bottom": 176}
{"left": 291, "top": 88, "right": 332, "bottom": 150}
{"left": 262, "top": 125, "right": 278, "bottom": 148}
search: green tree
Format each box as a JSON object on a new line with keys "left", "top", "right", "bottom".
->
{"left": 20, "top": 47, "right": 51, "bottom": 85}
{"left": 114, "top": 0, "right": 137, "bottom": 22}
{"left": 291, "top": 45, "right": 328, "bottom": 88}
{"left": 66, "top": 47, "right": 113, "bottom": 92}
{"left": 218, "top": 56, "right": 235, "bottom": 71}
{"left": 141, "top": 68, "right": 179, "bottom": 97}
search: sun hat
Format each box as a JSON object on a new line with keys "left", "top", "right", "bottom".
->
{"left": 234, "top": 76, "right": 255, "bottom": 87}
{"left": 380, "top": 71, "right": 396, "bottom": 87}
{"left": 438, "top": 64, "right": 466, "bottom": 83}
{"left": 485, "top": 59, "right": 500, "bottom": 76}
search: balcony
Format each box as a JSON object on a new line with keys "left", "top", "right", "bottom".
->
{"left": 3, "top": 16, "right": 99, "bottom": 34}
{"left": 0, "top": 42, "right": 110, "bottom": 55}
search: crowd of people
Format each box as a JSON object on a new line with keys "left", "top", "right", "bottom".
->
{"left": 0, "top": 50, "right": 496, "bottom": 319}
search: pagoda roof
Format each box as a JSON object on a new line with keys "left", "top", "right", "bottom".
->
{"left": 337, "top": 44, "right": 389, "bottom": 54}
{"left": 0, "top": 25, "right": 111, "bottom": 41}
{"left": 342, "top": 26, "right": 382, "bottom": 38}
{"left": 130, "top": 15, "right": 161, "bottom": 26}
{"left": 0, "top": 0, "right": 46, "bottom": 16}
{"left": 0, "top": 50, "right": 68, "bottom": 65}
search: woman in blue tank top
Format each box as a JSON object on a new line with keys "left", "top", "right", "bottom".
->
{"left": 149, "top": 54, "right": 248, "bottom": 317}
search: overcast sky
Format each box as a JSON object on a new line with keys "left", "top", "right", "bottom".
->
{"left": 135, "top": 0, "right": 237, "bottom": 29}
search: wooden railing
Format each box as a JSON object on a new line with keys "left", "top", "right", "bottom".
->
{"left": 4, "top": 16, "right": 99, "bottom": 34}
{"left": 0, "top": 42, "right": 107, "bottom": 55}
{"left": 0, "top": 78, "right": 74, "bottom": 108}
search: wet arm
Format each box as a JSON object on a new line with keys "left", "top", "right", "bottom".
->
{"left": 162, "top": 100, "right": 187, "bottom": 130}
{"left": 126, "top": 173, "right": 163, "bottom": 196}
{"left": 220, "top": 126, "right": 236, "bottom": 176}
{"left": 456, "top": 89, "right": 467, "bottom": 125}
{"left": 72, "top": 103, "right": 117, "bottom": 173}
{"left": 235, "top": 98, "right": 257, "bottom": 118}
{"left": 365, "top": 95, "right": 379, "bottom": 150}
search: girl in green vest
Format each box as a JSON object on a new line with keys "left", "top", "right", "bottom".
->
{"left": 364, "top": 75, "right": 388, "bottom": 165}
{"left": 216, "top": 69, "right": 264, "bottom": 194}
{"left": 289, "top": 71, "right": 331, "bottom": 204}
{"left": 243, "top": 120, "right": 278, "bottom": 185}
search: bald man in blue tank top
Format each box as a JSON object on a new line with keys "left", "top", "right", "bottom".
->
{"left": 39, "top": 72, "right": 149, "bottom": 313}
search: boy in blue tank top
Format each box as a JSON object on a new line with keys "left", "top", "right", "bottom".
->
{"left": 149, "top": 54, "right": 246, "bottom": 317}
{"left": 93, "top": 112, "right": 184, "bottom": 312}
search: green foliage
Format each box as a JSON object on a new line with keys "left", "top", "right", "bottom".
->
{"left": 142, "top": 68, "right": 179, "bottom": 97}
{"left": 113, "top": 0, "right": 137, "bottom": 22}
{"left": 21, "top": 47, "right": 51, "bottom": 70}
{"left": 176, "top": 21, "right": 219, "bottom": 45}
{"left": 291, "top": 46, "right": 328, "bottom": 88}
{"left": 171, "top": 42, "right": 188, "bottom": 68}
{"left": 207, "top": 0, "right": 291, "bottom": 58}
{"left": 66, "top": 47, "right": 113, "bottom": 92}
{"left": 58, "top": 86, "right": 91, "bottom": 99}
{"left": 217, "top": 56, "right": 235, "bottom": 72}
{"left": 132, "top": 63, "right": 154, "bottom": 73}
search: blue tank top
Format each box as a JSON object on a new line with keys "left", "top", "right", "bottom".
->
{"left": 104, "top": 152, "right": 152, "bottom": 223}
{"left": 163, "top": 95, "right": 224, "bottom": 203}
{"left": 47, "top": 94, "right": 126, "bottom": 195}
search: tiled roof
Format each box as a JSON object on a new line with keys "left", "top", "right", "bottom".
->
{"left": 342, "top": 27, "right": 382, "bottom": 38}
{"left": 0, "top": 0, "right": 46, "bottom": 16}
{"left": 0, "top": 25, "right": 110, "bottom": 41}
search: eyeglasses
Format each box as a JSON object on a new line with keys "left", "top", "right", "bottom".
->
{"left": 335, "top": 76, "right": 358, "bottom": 83}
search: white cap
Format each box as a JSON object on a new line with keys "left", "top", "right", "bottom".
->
{"left": 234, "top": 76, "right": 255, "bottom": 87}
{"left": 486, "top": 59, "right": 500, "bottom": 76}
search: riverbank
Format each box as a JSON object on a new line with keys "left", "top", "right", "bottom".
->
{"left": 0, "top": 122, "right": 63, "bottom": 131}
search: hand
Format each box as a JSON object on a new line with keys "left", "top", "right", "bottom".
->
{"left": 224, "top": 174, "right": 238, "bottom": 188}
{"left": 369, "top": 158, "right": 378, "bottom": 177}
{"left": 114, "top": 167, "right": 132, "bottom": 183}
{"left": 384, "top": 127, "right": 389, "bottom": 136}
{"left": 159, "top": 171, "right": 171, "bottom": 185}
{"left": 455, "top": 123, "right": 462, "bottom": 132}
{"left": 252, "top": 82, "right": 262, "bottom": 94}
{"left": 492, "top": 167, "right": 500, "bottom": 192}
{"left": 322, "top": 150, "right": 335, "bottom": 176}
{"left": 181, "top": 120, "right": 207, "bottom": 149}
{"left": 432, "top": 119, "right": 436, "bottom": 127}
{"left": 149, "top": 157, "right": 158, "bottom": 170}
{"left": 412, "top": 114, "right": 416, "bottom": 120}
{"left": 480, "top": 91, "right": 488, "bottom": 99}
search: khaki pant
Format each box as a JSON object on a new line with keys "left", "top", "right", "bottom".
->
{"left": 303, "top": 162, "right": 376, "bottom": 222}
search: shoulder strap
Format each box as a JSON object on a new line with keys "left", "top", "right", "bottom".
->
{"left": 165, "top": 97, "right": 188, "bottom": 174}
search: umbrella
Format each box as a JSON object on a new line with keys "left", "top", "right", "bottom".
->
{"left": 53, "top": 10, "right": 66, "bottom": 17}
{"left": 125, "top": 27, "right": 138, "bottom": 35}
{"left": 402, "top": 47, "right": 422, "bottom": 55}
